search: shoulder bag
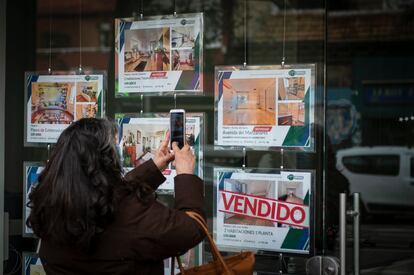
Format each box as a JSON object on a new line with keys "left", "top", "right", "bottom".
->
{"left": 172, "top": 211, "right": 255, "bottom": 275}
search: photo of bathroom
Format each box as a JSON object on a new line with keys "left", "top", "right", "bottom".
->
{"left": 277, "top": 181, "right": 304, "bottom": 204}
{"left": 222, "top": 178, "right": 276, "bottom": 227}
{"left": 222, "top": 78, "right": 276, "bottom": 125}
{"left": 121, "top": 123, "right": 167, "bottom": 167}
{"left": 31, "top": 82, "right": 74, "bottom": 124}
{"left": 278, "top": 102, "right": 305, "bottom": 126}
{"left": 278, "top": 77, "right": 306, "bottom": 100}
{"left": 124, "top": 27, "right": 170, "bottom": 72}
{"left": 172, "top": 26, "right": 196, "bottom": 48}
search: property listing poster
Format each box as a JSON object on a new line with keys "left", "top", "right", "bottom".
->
{"left": 214, "top": 169, "right": 312, "bottom": 254}
{"left": 163, "top": 244, "right": 202, "bottom": 275}
{"left": 23, "top": 163, "right": 44, "bottom": 237}
{"left": 25, "top": 73, "right": 104, "bottom": 144}
{"left": 215, "top": 65, "right": 315, "bottom": 150}
{"left": 23, "top": 253, "right": 46, "bottom": 275}
{"left": 115, "top": 13, "right": 203, "bottom": 95}
{"left": 117, "top": 114, "right": 203, "bottom": 192}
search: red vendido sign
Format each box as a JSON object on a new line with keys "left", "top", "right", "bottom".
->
{"left": 219, "top": 190, "right": 309, "bottom": 228}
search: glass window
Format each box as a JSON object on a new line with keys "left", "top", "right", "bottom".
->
{"left": 342, "top": 155, "right": 399, "bottom": 175}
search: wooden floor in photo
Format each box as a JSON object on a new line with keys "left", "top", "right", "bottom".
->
{"left": 223, "top": 109, "right": 276, "bottom": 126}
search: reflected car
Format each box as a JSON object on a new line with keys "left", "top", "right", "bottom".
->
{"left": 336, "top": 146, "right": 414, "bottom": 214}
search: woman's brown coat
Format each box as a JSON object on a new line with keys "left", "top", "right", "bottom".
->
{"left": 39, "top": 160, "right": 205, "bottom": 274}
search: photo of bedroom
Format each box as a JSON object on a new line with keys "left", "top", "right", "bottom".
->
{"left": 278, "top": 102, "right": 305, "bottom": 126}
{"left": 172, "top": 26, "right": 196, "bottom": 48}
{"left": 222, "top": 179, "right": 276, "bottom": 227}
{"left": 172, "top": 49, "right": 195, "bottom": 71}
{"left": 121, "top": 124, "right": 167, "bottom": 167}
{"left": 75, "top": 104, "right": 97, "bottom": 119}
{"left": 222, "top": 78, "right": 276, "bottom": 125}
{"left": 31, "top": 82, "right": 74, "bottom": 124}
{"left": 76, "top": 82, "right": 98, "bottom": 102}
{"left": 124, "top": 27, "right": 170, "bottom": 72}
{"left": 278, "top": 77, "right": 305, "bottom": 100}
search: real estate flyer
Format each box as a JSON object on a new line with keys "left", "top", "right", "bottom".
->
{"left": 117, "top": 114, "right": 203, "bottom": 192}
{"left": 115, "top": 13, "right": 203, "bottom": 95}
{"left": 214, "top": 169, "right": 312, "bottom": 254}
{"left": 215, "top": 65, "right": 315, "bottom": 150}
{"left": 23, "top": 163, "right": 44, "bottom": 237}
{"left": 25, "top": 73, "right": 104, "bottom": 144}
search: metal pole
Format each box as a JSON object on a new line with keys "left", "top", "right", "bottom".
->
{"left": 339, "top": 193, "right": 347, "bottom": 275}
{"left": 353, "top": 193, "right": 360, "bottom": 275}
{"left": 0, "top": 0, "right": 7, "bottom": 268}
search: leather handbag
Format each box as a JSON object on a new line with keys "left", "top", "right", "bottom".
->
{"left": 173, "top": 211, "right": 255, "bottom": 275}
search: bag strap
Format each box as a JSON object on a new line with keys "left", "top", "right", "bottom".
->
{"left": 171, "top": 256, "right": 186, "bottom": 275}
{"left": 185, "top": 211, "right": 233, "bottom": 274}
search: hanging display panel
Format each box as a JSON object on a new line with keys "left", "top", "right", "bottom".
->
{"left": 214, "top": 65, "right": 315, "bottom": 151}
{"left": 115, "top": 13, "right": 203, "bottom": 96}
{"left": 117, "top": 113, "right": 204, "bottom": 193}
{"left": 24, "top": 72, "right": 105, "bottom": 145}
{"left": 213, "top": 168, "right": 314, "bottom": 255}
{"left": 23, "top": 253, "right": 45, "bottom": 275}
{"left": 23, "top": 162, "right": 44, "bottom": 238}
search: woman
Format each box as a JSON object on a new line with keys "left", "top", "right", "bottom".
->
{"left": 27, "top": 118, "right": 205, "bottom": 274}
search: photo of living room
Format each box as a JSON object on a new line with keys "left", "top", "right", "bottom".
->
{"left": 31, "top": 82, "right": 74, "bottom": 124}
{"left": 121, "top": 123, "right": 167, "bottom": 167}
{"left": 222, "top": 179, "right": 276, "bottom": 227}
{"left": 124, "top": 27, "right": 170, "bottom": 72}
{"left": 278, "top": 102, "right": 305, "bottom": 126}
{"left": 172, "top": 49, "right": 195, "bottom": 71}
{"left": 76, "top": 82, "right": 98, "bottom": 102}
{"left": 278, "top": 77, "right": 306, "bottom": 100}
{"left": 75, "top": 104, "right": 97, "bottom": 119}
{"left": 172, "top": 26, "right": 195, "bottom": 48}
{"left": 222, "top": 78, "right": 276, "bottom": 125}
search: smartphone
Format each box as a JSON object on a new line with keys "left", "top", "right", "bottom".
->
{"left": 170, "top": 109, "right": 186, "bottom": 149}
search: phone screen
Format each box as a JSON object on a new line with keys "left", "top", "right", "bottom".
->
{"left": 170, "top": 112, "right": 185, "bottom": 149}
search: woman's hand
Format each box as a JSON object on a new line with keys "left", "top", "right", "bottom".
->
{"left": 172, "top": 142, "right": 195, "bottom": 175}
{"left": 153, "top": 132, "right": 174, "bottom": 171}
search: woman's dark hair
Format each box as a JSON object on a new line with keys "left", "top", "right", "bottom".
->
{"left": 27, "top": 118, "right": 154, "bottom": 251}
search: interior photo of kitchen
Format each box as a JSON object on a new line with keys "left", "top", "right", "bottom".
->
{"left": 277, "top": 102, "right": 305, "bottom": 126}
{"left": 278, "top": 77, "right": 306, "bottom": 100}
{"left": 172, "top": 26, "right": 195, "bottom": 48}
